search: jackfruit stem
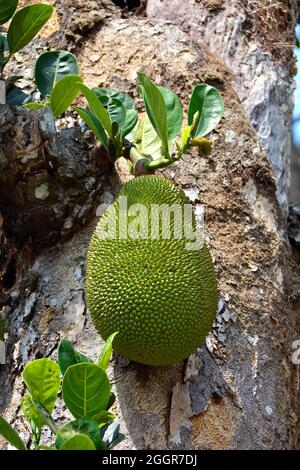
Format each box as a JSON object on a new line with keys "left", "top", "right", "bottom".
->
{"left": 129, "top": 146, "right": 173, "bottom": 175}
{"left": 129, "top": 146, "right": 149, "bottom": 164}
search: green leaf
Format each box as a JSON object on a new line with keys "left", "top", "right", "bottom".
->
{"left": 188, "top": 84, "right": 224, "bottom": 137}
{"left": 62, "top": 362, "right": 111, "bottom": 419}
{"left": 0, "top": 415, "right": 26, "bottom": 450}
{"left": 107, "top": 97, "right": 126, "bottom": 131}
{"left": 0, "top": 0, "right": 19, "bottom": 25}
{"left": 58, "top": 338, "right": 92, "bottom": 376}
{"left": 6, "top": 86, "right": 31, "bottom": 105}
{"left": 137, "top": 72, "right": 168, "bottom": 154}
{"left": 159, "top": 86, "right": 182, "bottom": 140}
{"left": 93, "top": 88, "right": 135, "bottom": 112}
{"left": 23, "top": 358, "right": 60, "bottom": 415}
{"left": 134, "top": 115, "right": 174, "bottom": 160}
{"left": 177, "top": 125, "right": 193, "bottom": 156}
{"left": 21, "top": 393, "right": 44, "bottom": 433}
{"left": 181, "top": 125, "right": 192, "bottom": 149}
{"left": 79, "top": 84, "right": 112, "bottom": 137}
{"left": 122, "top": 108, "right": 138, "bottom": 138}
{"left": 33, "top": 400, "right": 58, "bottom": 435}
{"left": 106, "top": 392, "right": 116, "bottom": 410}
{"left": 75, "top": 351, "right": 93, "bottom": 364}
{"left": 55, "top": 417, "right": 103, "bottom": 450}
{"left": 7, "top": 4, "right": 54, "bottom": 54}
{"left": 93, "top": 88, "right": 138, "bottom": 138}
{"left": 134, "top": 115, "right": 163, "bottom": 160}
{"left": 75, "top": 107, "right": 108, "bottom": 150}
{"left": 124, "top": 119, "right": 138, "bottom": 142}
{"left": 111, "top": 121, "right": 119, "bottom": 138}
{"left": 60, "top": 433, "right": 96, "bottom": 450}
{"left": 50, "top": 74, "right": 82, "bottom": 116}
{"left": 35, "top": 50, "right": 79, "bottom": 98}
{"left": 24, "top": 102, "right": 46, "bottom": 110}
{"left": 97, "top": 332, "right": 118, "bottom": 370}
{"left": 92, "top": 410, "right": 116, "bottom": 426}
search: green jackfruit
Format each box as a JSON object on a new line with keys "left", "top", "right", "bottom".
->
{"left": 86, "top": 175, "right": 217, "bottom": 366}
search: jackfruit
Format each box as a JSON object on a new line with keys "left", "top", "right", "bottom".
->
{"left": 86, "top": 175, "right": 217, "bottom": 366}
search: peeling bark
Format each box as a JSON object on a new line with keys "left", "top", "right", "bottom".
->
{"left": 0, "top": 0, "right": 300, "bottom": 451}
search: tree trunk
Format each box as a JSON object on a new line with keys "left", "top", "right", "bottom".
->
{"left": 147, "top": 0, "right": 299, "bottom": 214}
{"left": 1, "top": 0, "right": 300, "bottom": 450}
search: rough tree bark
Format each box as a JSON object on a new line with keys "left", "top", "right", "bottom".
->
{"left": 147, "top": 0, "right": 299, "bottom": 214}
{"left": 0, "top": 0, "right": 300, "bottom": 450}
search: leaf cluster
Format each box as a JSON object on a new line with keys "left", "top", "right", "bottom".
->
{"left": 1, "top": 1, "right": 224, "bottom": 175}
{"left": 76, "top": 73, "right": 224, "bottom": 174}
{"left": 0, "top": 333, "right": 123, "bottom": 450}
{"left": 0, "top": 1, "right": 53, "bottom": 77}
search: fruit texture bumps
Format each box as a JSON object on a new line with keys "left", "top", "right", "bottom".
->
{"left": 86, "top": 175, "right": 217, "bottom": 366}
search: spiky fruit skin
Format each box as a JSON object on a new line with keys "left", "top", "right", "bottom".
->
{"left": 86, "top": 175, "right": 217, "bottom": 366}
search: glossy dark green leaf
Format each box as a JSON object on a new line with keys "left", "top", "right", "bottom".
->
{"left": 23, "top": 358, "right": 60, "bottom": 415}
{"left": 137, "top": 72, "right": 168, "bottom": 153}
{"left": 0, "top": 415, "right": 26, "bottom": 450}
{"left": 35, "top": 51, "right": 79, "bottom": 98}
{"left": 75, "top": 351, "right": 93, "bottom": 364}
{"left": 7, "top": 4, "right": 54, "bottom": 54}
{"left": 111, "top": 121, "right": 119, "bottom": 138}
{"left": 93, "top": 87, "right": 138, "bottom": 137}
{"left": 60, "top": 433, "right": 96, "bottom": 450}
{"left": 79, "top": 84, "right": 112, "bottom": 137}
{"left": 159, "top": 86, "right": 182, "bottom": 140}
{"left": 62, "top": 362, "right": 111, "bottom": 419}
{"left": 93, "top": 88, "right": 135, "bottom": 111}
{"left": 75, "top": 106, "right": 108, "bottom": 150}
{"left": 97, "top": 332, "right": 118, "bottom": 370}
{"left": 123, "top": 108, "right": 138, "bottom": 138}
{"left": 6, "top": 86, "right": 31, "bottom": 105}
{"left": 0, "top": 0, "right": 18, "bottom": 25}
{"left": 107, "top": 97, "right": 126, "bottom": 130}
{"left": 55, "top": 417, "right": 103, "bottom": 450}
{"left": 188, "top": 84, "right": 224, "bottom": 137}
{"left": 50, "top": 74, "right": 82, "bottom": 116}
{"left": 58, "top": 338, "right": 92, "bottom": 376}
